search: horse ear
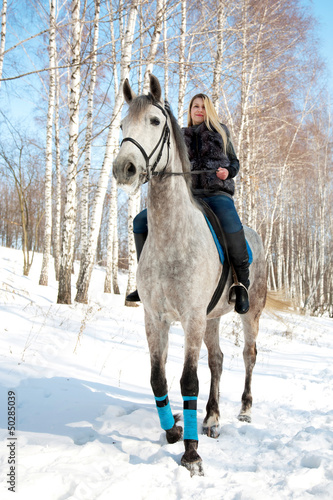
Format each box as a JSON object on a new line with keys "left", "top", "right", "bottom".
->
{"left": 149, "top": 74, "right": 162, "bottom": 102}
{"left": 123, "top": 78, "right": 136, "bottom": 104}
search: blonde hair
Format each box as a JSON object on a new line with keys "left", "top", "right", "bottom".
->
{"left": 187, "top": 94, "right": 228, "bottom": 154}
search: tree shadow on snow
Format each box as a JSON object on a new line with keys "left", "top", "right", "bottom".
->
{"left": 1, "top": 377, "right": 155, "bottom": 446}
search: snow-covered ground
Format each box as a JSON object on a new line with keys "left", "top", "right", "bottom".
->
{"left": 0, "top": 246, "right": 332, "bottom": 500}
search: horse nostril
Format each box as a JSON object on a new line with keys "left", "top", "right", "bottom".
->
{"left": 126, "top": 162, "right": 137, "bottom": 177}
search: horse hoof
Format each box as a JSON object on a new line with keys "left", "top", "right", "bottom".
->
{"left": 202, "top": 424, "right": 220, "bottom": 438}
{"left": 238, "top": 413, "right": 251, "bottom": 423}
{"left": 181, "top": 457, "right": 204, "bottom": 477}
{"left": 166, "top": 425, "right": 183, "bottom": 444}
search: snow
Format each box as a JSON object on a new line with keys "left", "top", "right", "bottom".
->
{"left": 0, "top": 246, "right": 333, "bottom": 499}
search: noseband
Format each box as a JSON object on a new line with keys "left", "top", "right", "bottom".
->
{"left": 120, "top": 101, "right": 170, "bottom": 180}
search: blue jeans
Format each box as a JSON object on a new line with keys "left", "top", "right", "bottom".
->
{"left": 133, "top": 195, "right": 242, "bottom": 234}
{"left": 200, "top": 195, "right": 242, "bottom": 234}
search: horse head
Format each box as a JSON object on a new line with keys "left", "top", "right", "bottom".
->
{"left": 113, "top": 74, "right": 170, "bottom": 193}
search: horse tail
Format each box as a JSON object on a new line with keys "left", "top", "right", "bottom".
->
{"left": 265, "top": 289, "right": 295, "bottom": 315}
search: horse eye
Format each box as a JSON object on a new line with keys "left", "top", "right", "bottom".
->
{"left": 120, "top": 124, "right": 123, "bottom": 130}
{"left": 150, "top": 117, "right": 160, "bottom": 126}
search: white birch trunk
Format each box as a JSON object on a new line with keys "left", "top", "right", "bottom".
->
{"left": 318, "top": 113, "right": 330, "bottom": 309}
{"left": 104, "top": 0, "right": 120, "bottom": 295}
{"left": 142, "top": 0, "right": 163, "bottom": 93}
{"left": 0, "top": 0, "right": 7, "bottom": 87}
{"left": 124, "top": 0, "right": 163, "bottom": 303}
{"left": 289, "top": 204, "right": 296, "bottom": 299}
{"left": 177, "top": 0, "right": 186, "bottom": 126}
{"left": 137, "top": 3, "right": 143, "bottom": 92}
{"left": 75, "top": 2, "right": 138, "bottom": 304}
{"left": 79, "top": 0, "right": 100, "bottom": 261}
{"left": 57, "top": 0, "right": 81, "bottom": 304}
{"left": 212, "top": 0, "right": 225, "bottom": 113}
{"left": 54, "top": 66, "right": 62, "bottom": 281}
{"left": 104, "top": 176, "right": 118, "bottom": 293}
{"left": 112, "top": 222, "right": 120, "bottom": 294}
{"left": 39, "top": 0, "right": 56, "bottom": 286}
{"left": 163, "top": 0, "right": 168, "bottom": 100}
{"left": 107, "top": 0, "right": 118, "bottom": 93}
{"left": 125, "top": 194, "right": 139, "bottom": 307}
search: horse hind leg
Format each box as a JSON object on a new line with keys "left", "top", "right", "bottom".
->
{"left": 238, "top": 310, "right": 260, "bottom": 423}
{"left": 202, "top": 318, "right": 223, "bottom": 438}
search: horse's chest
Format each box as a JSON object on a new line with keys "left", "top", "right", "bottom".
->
{"left": 139, "top": 258, "right": 191, "bottom": 284}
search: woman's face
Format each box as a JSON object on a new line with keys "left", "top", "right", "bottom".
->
{"left": 190, "top": 97, "right": 206, "bottom": 125}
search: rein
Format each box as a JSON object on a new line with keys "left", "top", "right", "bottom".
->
{"left": 154, "top": 169, "right": 217, "bottom": 178}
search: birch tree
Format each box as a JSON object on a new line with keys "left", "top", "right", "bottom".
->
{"left": 123, "top": 0, "right": 164, "bottom": 305}
{"left": 125, "top": 193, "right": 139, "bottom": 306}
{"left": 57, "top": 0, "right": 82, "bottom": 304}
{"left": 104, "top": 177, "right": 118, "bottom": 293}
{"left": 54, "top": 66, "right": 62, "bottom": 281}
{"left": 0, "top": 0, "right": 7, "bottom": 86}
{"left": 163, "top": 0, "right": 168, "bottom": 100}
{"left": 39, "top": 0, "right": 57, "bottom": 286}
{"left": 211, "top": 0, "right": 226, "bottom": 112}
{"left": 79, "top": 0, "right": 100, "bottom": 262}
{"left": 142, "top": 0, "right": 164, "bottom": 92}
{"left": 75, "top": 1, "right": 139, "bottom": 304}
{"left": 103, "top": 0, "right": 120, "bottom": 295}
{"left": 177, "top": 0, "right": 186, "bottom": 126}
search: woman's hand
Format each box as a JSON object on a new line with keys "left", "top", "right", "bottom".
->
{"left": 216, "top": 168, "right": 229, "bottom": 180}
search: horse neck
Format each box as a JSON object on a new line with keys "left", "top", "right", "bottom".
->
{"left": 147, "top": 149, "right": 195, "bottom": 245}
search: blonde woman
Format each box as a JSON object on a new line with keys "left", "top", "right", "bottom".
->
{"left": 127, "top": 94, "right": 250, "bottom": 314}
{"left": 182, "top": 94, "right": 249, "bottom": 314}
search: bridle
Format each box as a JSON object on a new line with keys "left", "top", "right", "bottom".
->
{"left": 120, "top": 99, "right": 218, "bottom": 181}
{"left": 120, "top": 101, "right": 171, "bottom": 181}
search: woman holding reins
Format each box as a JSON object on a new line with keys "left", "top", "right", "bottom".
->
{"left": 126, "top": 93, "right": 250, "bottom": 314}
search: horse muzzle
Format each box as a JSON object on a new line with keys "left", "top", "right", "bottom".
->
{"left": 113, "top": 155, "right": 143, "bottom": 193}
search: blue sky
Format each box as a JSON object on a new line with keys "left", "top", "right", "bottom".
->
{"left": 302, "top": 0, "right": 333, "bottom": 91}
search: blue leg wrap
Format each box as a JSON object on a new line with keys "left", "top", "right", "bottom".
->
{"left": 155, "top": 394, "right": 175, "bottom": 431}
{"left": 183, "top": 396, "right": 198, "bottom": 441}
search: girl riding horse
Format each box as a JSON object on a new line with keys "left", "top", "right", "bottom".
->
{"left": 127, "top": 93, "right": 250, "bottom": 314}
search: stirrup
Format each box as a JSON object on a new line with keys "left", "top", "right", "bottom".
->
{"left": 229, "top": 282, "right": 249, "bottom": 314}
{"left": 228, "top": 282, "right": 248, "bottom": 304}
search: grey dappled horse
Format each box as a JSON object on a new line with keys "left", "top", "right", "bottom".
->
{"left": 113, "top": 75, "right": 267, "bottom": 476}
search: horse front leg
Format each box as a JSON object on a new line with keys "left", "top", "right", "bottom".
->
{"left": 202, "top": 318, "right": 223, "bottom": 438}
{"left": 180, "top": 315, "right": 206, "bottom": 477}
{"left": 145, "top": 314, "right": 183, "bottom": 444}
{"left": 238, "top": 312, "right": 259, "bottom": 422}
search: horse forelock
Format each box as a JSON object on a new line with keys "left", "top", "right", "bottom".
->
{"left": 127, "top": 94, "right": 155, "bottom": 120}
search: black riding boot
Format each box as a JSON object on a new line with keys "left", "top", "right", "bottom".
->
{"left": 225, "top": 229, "right": 250, "bottom": 314}
{"left": 126, "top": 231, "right": 148, "bottom": 302}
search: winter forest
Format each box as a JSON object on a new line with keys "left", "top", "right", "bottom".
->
{"left": 0, "top": 0, "right": 332, "bottom": 316}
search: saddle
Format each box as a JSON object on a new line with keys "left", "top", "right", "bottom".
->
{"left": 196, "top": 199, "right": 231, "bottom": 315}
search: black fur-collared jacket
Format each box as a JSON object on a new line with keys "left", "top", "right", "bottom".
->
{"left": 182, "top": 122, "right": 239, "bottom": 196}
